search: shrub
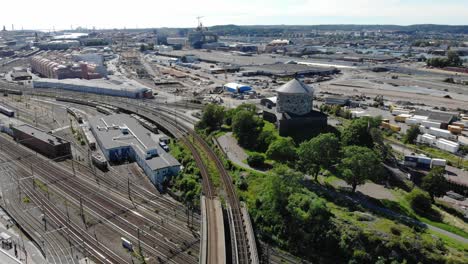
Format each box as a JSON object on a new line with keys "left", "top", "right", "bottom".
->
{"left": 247, "top": 153, "right": 265, "bottom": 167}
{"left": 407, "top": 188, "right": 432, "bottom": 212}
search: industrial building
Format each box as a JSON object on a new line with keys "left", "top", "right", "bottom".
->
{"left": 412, "top": 109, "right": 457, "bottom": 129}
{"left": 30, "top": 55, "right": 106, "bottom": 80}
{"left": 89, "top": 114, "right": 181, "bottom": 188}
{"left": 223, "top": 82, "right": 252, "bottom": 93}
{"left": 263, "top": 78, "right": 327, "bottom": 137}
{"left": 11, "top": 124, "right": 71, "bottom": 159}
{"left": 242, "top": 63, "right": 339, "bottom": 78}
{"left": 37, "top": 40, "right": 80, "bottom": 50}
{"left": 32, "top": 78, "right": 153, "bottom": 99}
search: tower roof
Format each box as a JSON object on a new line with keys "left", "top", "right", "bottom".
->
{"left": 276, "top": 78, "right": 313, "bottom": 94}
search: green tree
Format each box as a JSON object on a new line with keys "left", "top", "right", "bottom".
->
{"left": 403, "top": 125, "right": 420, "bottom": 144}
{"left": 256, "top": 130, "right": 276, "bottom": 153}
{"left": 341, "top": 117, "right": 381, "bottom": 148}
{"left": 232, "top": 110, "right": 263, "bottom": 148}
{"left": 224, "top": 104, "right": 257, "bottom": 126}
{"left": 285, "top": 192, "right": 332, "bottom": 252}
{"left": 247, "top": 153, "right": 265, "bottom": 167}
{"left": 370, "top": 127, "right": 393, "bottom": 162}
{"left": 407, "top": 188, "right": 432, "bottom": 212}
{"left": 447, "top": 50, "right": 462, "bottom": 67}
{"left": 339, "top": 146, "right": 381, "bottom": 192}
{"left": 196, "top": 104, "right": 225, "bottom": 132}
{"left": 422, "top": 167, "right": 448, "bottom": 201}
{"left": 297, "top": 133, "right": 341, "bottom": 180}
{"left": 266, "top": 137, "right": 297, "bottom": 163}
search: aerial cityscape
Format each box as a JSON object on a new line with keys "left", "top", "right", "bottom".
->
{"left": 0, "top": 1, "right": 467, "bottom": 264}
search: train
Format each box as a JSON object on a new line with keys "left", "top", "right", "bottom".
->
{"left": 96, "top": 105, "right": 115, "bottom": 115}
{"left": 0, "top": 88, "right": 23, "bottom": 96}
{"left": 0, "top": 104, "right": 14, "bottom": 117}
{"left": 83, "top": 129, "right": 97, "bottom": 150}
{"left": 56, "top": 96, "right": 120, "bottom": 115}
{"left": 130, "top": 114, "right": 158, "bottom": 133}
{"left": 67, "top": 107, "right": 83, "bottom": 124}
{"left": 92, "top": 154, "right": 108, "bottom": 170}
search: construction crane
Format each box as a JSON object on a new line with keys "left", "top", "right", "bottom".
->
{"left": 196, "top": 16, "right": 204, "bottom": 31}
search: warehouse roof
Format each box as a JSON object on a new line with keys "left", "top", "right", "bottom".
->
{"left": 276, "top": 78, "right": 314, "bottom": 94}
{"left": 13, "top": 124, "right": 68, "bottom": 146}
{"left": 89, "top": 114, "right": 179, "bottom": 170}
{"left": 33, "top": 77, "right": 151, "bottom": 93}
{"left": 413, "top": 109, "right": 456, "bottom": 123}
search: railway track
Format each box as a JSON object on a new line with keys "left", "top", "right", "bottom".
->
{"left": 0, "top": 135, "right": 199, "bottom": 264}
{"left": 0, "top": 157, "right": 75, "bottom": 264}
{"left": 112, "top": 100, "right": 253, "bottom": 263}
{"left": 3, "top": 89, "right": 254, "bottom": 263}
{"left": 0, "top": 151, "right": 128, "bottom": 264}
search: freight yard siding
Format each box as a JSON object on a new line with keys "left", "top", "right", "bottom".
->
{"left": 11, "top": 124, "right": 71, "bottom": 159}
{"left": 32, "top": 78, "right": 153, "bottom": 99}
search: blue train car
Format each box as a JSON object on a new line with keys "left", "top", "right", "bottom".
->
{"left": 0, "top": 105, "right": 14, "bottom": 117}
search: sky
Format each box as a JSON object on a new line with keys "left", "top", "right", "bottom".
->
{"left": 1, "top": 0, "right": 468, "bottom": 30}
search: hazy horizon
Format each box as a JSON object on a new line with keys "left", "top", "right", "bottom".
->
{"left": 1, "top": 0, "right": 468, "bottom": 31}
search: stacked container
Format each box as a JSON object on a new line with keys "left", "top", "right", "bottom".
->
{"left": 417, "top": 156, "right": 432, "bottom": 170}
{"left": 431, "top": 158, "right": 447, "bottom": 168}
{"left": 392, "top": 108, "right": 411, "bottom": 116}
{"left": 448, "top": 125, "right": 463, "bottom": 134}
{"left": 395, "top": 114, "right": 412, "bottom": 122}
{"left": 428, "top": 127, "right": 456, "bottom": 140}
{"left": 422, "top": 120, "right": 442, "bottom": 129}
{"left": 436, "top": 138, "right": 459, "bottom": 153}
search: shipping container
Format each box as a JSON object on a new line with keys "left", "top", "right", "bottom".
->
{"left": 459, "top": 136, "right": 468, "bottom": 146}
{"left": 405, "top": 118, "right": 420, "bottom": 125}
{"left": 448, "top": 125, "right": 463, "bottom": 134}
{"left": 428, "top": 127, "right": 456, "bottom": 140}
{"left": 381, "top": 122, "right": 390, "bottom": 129}
{"left": 435, "top": 138, "right": 459, "bottom": 153}
{"left": 419, "top": 133, "right": 436, "bottom": 145}
{"left": 395, "top": 114, "right": 412, "bottom": 122}
{"left": 417, "top": 156, "right": 432, "bottom": 164}
{"left": 391, "top": 108, "right": 411, "bottom": 116}
{"left": 419, "top": 125, "right": 427, "bottom": 134}
{"left": 422, "top": 120, "right": 441, "bottom": 129}
{"left": 451, "top": 122, "right": 465, "bottom": 129}
{"left": 389, "top": 124, "right": 401, "bottom": 132}
{"left": 431, "top": 158, "right": 447, "bottom": 168}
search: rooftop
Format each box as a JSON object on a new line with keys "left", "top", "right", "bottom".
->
{"left": 89, "top": 114, "right": 179, "bottom": 171}
{"left": 276, "top": 78, "right": 314, "bottom": 94}
{"left": 33, "top": 77, "right": 151, "bottom": 93}
{"left": 14, "top": 124, "right": 68, "bottom": 146}
{"left": 413, "top": 109, "right": 457, "bottom": 123}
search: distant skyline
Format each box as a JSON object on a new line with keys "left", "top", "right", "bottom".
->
{"left": 1, "top": 0, "right": 468, "bottom": 30}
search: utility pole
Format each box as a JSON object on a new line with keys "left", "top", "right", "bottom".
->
{"left": 80, "top": 196, "right": 86, "bottom": 229}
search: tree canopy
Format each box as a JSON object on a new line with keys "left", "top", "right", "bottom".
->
{"left": 232, "top": 110, "right": 263, "bottom": 148}
{"left": 422, "top": 167, "right": 448, "bottom": 201}
{"left": 339, "top": 146, "right": 381, "bottom": 192}
{"left": 297, "top": 133, "right": 341, "bottom": 180}
{"left": 196, "top": 104, "right": 225, "bottom": 132}
{"left": 403, "top": 125, "right": 420, "bottom": 144}
{"left": 266, "top": 137, "right": 297, "bottom": 163}
{"left": 341, "top": 117, "right": 381, "bottom": 148}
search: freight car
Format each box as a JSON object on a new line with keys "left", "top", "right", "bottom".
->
{"left": 67, "top": 107, "right": 83, "bottom": 124}
{"left": 0, "top": 88, "right": 23, "bottom": 96}
{"left": 96, "top": 105, "right": 115, "bottom": 115}
{"left": 92, "top": 154, "right": 108, "bottom": 170}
